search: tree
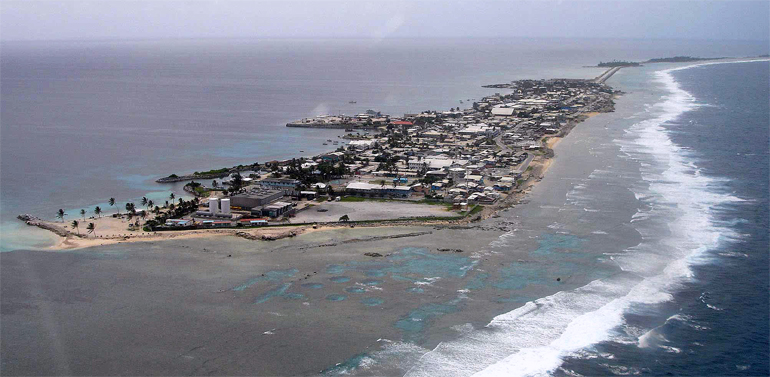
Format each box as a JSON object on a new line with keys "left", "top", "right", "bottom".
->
{"left": 109, "top": 197, "right": 119, "bottom": 215}
{"left": 125, "top": 202, "right": 135, "bottom": 213}
{"left": 56, "top": 209, "right": 66, "bottom": 222}
{"left": 71, "top": 220, "right": 80, "bottom": 235}
{"left": 141, "top": 197, "right": 148, "bottom": 208}
{"left": 147, "top": 200, "right": 154, "bottom": 210}
{"left": 80, "top": 209, "right": 86, "bottom": 221}
{"left": 212, "top": 180, "right": 218, "bottom": 188}
{"left": 169, "top": 193, "right": 175, "bottom": 201}
{"left": 86, "top": 222, "right": 96, "bottom": 236}
{"left": 154, "top": 206, "right": 161, "bottom": 216}
{"left": 94, "top": 206, "right": 102, "bottom": 218}
{"left": 339, "top": 214, "right": 350, "bottom": 222}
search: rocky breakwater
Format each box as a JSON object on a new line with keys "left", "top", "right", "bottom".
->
{"left": 17, "top": 214, "right": 77, "bottom": 238}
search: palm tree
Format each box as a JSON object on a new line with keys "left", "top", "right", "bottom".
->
{"left": 109, "top": 197, "right": 119, "bottom": 215}
{"left": 125, "top": 202, "right": 135, "bottom": 213}
{"left": 86, "top": 222, "right": 96, "bottom": 236}
{"left": 71, "top": 220, "right": 80, "bottom": 235}
{"left": 80, "top": 209, "right": 86, "bottom": 221}
{"left": 94, "top": 206, "right": 102, "bottom": 218}
{"left": 141, "top": 197, "right": 148, "bottom": 208}
{"left": 153, "top": 206, "right": 161, "bottom": 216}
{"left": 56, "top": 209, "right": 66, "bottom": 222}
{"left": 147, "top": 200, "right": 154, "bottom": 210}
{"left": 169, "top": 193, "right": 175, "bottom": 201}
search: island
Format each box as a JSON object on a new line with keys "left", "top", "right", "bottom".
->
{"left": 20, "top": 68, "right": 623, "bottom": 249}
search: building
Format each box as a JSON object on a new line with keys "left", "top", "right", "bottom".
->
{"left": 258, "top": 178, "right": 301, "bottom": 195}
{"left": 260, "top": 201, "right": 294, "bottom": 218}
{"left": 230, "top": 188, "right": 283, "bottom": 209}
{"left": 347, "top": 140, "right": 377, "bottom": 150}
{"left": 165, "top": 219, "right": 193, "bottom": 227}
{"left": 491, "top": 107, "right": 515, "bottom": 116}
{"left": 345, "top": 182, "right": 412, "bottom": 198}
{"left": 201, "top": 220, "right": 233, "bottom": 228}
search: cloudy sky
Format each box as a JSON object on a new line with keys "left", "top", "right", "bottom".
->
{"left": 1, "top": 0, "right": 768, "bottom": 42}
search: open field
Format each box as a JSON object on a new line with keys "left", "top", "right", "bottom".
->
{"left": 293, "top": 200, "right": 455, "bottom": 223}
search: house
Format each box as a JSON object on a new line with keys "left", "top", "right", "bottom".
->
{"left": 321, "top": 152, "right": 345, "bottom": 162}
{"left": 165, "top": 219, "right": 193, "bottom": 227}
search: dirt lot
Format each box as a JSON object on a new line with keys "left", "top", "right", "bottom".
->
{"left": 291, "top": 200, "right": 455, "bottom": 223}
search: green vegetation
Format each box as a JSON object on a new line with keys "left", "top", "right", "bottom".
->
{"left": 597, "top": 60, "right": 640, "bottom": 67}
{"left": 193, "top": 168, "right": 229, "bottom": 176}
{"left": 645, "top": 56, "right": 713, "bottom": 63}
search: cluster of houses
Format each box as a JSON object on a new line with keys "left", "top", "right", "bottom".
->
{"left": 162, "top": 78, "right": 616, "bottom": 229}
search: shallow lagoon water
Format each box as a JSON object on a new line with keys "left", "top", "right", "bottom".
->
{"left": 326, "top": 294, "right": 347, "bottom": 302}
{"left": 360, "top": 298, "right": 385, "bottom": 307}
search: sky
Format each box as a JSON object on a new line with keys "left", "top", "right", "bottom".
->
{"left": 1, "top": 0, "right": 768, "bottom": 42}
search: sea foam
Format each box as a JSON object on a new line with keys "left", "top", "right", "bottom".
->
{"left": 401, "top": 62, "right": 748, "bottom": 377}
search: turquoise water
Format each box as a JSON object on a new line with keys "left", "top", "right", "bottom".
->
{"left": 231, "top": 268, "right": 298, "bottom": 291}
{"left": 395, "top": 298, "right": 463, "bottom": 343}
{"left": 329, "top": 276, "right": 351, "bottom": 283}
{"left": 345, "top": 287, "right": 366, "bottom": 294}
{"left": 326, "top": 294, "right": 346, "bottom": 302}
{"left": 301, "top": 283, "right": 324, "bottom": 289}
{"left": 282, "top": 292, "right": 305, "bottom": 300}
{"left": 255, "top": 283, "right": 292, "bottom": 304}
{"left": 325, "top": 247, "right": 477, "bottom": 283}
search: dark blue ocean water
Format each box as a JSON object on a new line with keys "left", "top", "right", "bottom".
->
{"left": 558, "top": 61, "right": 769, "bottom": 376}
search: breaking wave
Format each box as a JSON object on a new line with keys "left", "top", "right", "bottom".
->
{"left": 399, "top": 63, "right": 746, "bottom": 376}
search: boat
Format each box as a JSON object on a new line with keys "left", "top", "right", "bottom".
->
{"left": 323, "top": 142, "right": 328, "bottom": 145}
{"left": 349, "top": 101, "right": 357, "bottom": 104}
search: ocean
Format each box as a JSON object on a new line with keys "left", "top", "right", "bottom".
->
{"left": 1, "top": 38, "right": 768, "bottom": 376}
{"left": 359, "top": 60, "right": 769, "bottom": 376}
{"left": 0, "top": 37, "right": 765, "bottom": 250}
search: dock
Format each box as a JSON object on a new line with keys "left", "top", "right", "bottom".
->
{"left": 595, "top": 66, "right": 622, "bottom": 84}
